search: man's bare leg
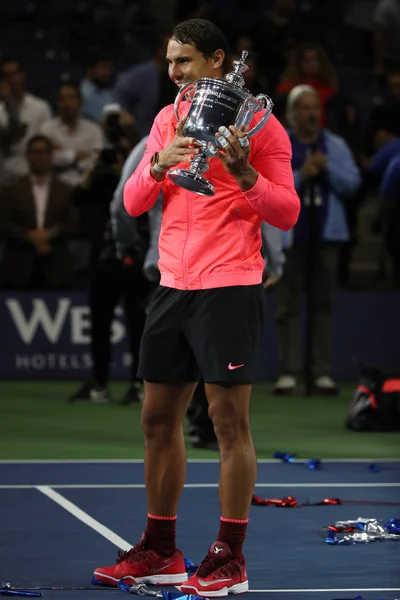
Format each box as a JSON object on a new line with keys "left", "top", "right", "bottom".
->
{"left": 142, "top": 381, "right": 196, "bottom": 515}
{"left": 206, "top": 383, "right": 256, "bottom": 555}
{"left": 141, "top": 381, "right": 196, "bottom": 555}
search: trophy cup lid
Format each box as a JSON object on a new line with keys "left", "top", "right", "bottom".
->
{"left": 225, "top": 50, "right": 249, "bottom": 88}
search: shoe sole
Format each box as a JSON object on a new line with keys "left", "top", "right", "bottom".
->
{"left": 93, "top": 572, "right": 188, "bottom": 587}
{"left": 176, "top": 581, "right": 249, "bottom": 597}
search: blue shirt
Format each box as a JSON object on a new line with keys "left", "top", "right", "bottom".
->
{"left": 80, "top": 79, "right": 115, "bottom": 122}
{"left": 380, "top": 154, "right": 400, "bottom": 200}
{"left": 370, "top": 137, "right": 400, "bottom": 178}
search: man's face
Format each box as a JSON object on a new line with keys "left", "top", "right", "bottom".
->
{"left": 27, "top": 141, "right": 53, "bottom": 174}
{"left": 58, "top": 86, "right": 81, "bottom": 120}
{"left": 166, "top": 39, "right": 223, "bottom": 87}
{"left": 1, "top": 61, "right": 25, "bottom": 93}
{"left": 301, "top": 50, "right": 320, "bottom": 79}
{"left": 91, "top": 60, "right": 114, "bottom": 87}
{"left": 292, "top": 92, "right": 321, "bottom": 133}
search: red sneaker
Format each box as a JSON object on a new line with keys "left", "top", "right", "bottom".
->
{"left": 177, "top": 541, "right": 248, "bottom": 597}
{"left": 92, "top": 533, "right": 188, "bottom": 587}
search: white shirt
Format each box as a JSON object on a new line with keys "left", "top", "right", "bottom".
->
{"left": 0, "top": 93, "right": 52, "bottom": 179}
{"left": 40, "top": 117, "right": 104, "bottom": 186}
{"left": 30, "top": 175, "right": 51, "bottom": 229}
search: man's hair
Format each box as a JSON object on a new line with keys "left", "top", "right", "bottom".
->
{"left": 26, "top": 134, "right": 53, "bottom": 152}
{"left": 0, "top": 57, "right": 24, "bottom": 72}
{"left": 58, "top": 82, "right": 82, "bottom": 101}
{"left": 171, "top": 18, "right": 230, "bottom": 60}
{"left": 286, "top": 84, "right": 319, "bottom": 127}
{"left": 85, "top": 46, "right": 114, "bottom": 69}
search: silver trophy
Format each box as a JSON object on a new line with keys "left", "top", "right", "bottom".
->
{"left": 168, "top": 50, "right": 273, "bottom": 196}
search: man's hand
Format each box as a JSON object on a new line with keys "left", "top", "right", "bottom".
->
{"left": 262, "top": 267, "right": 281, "bottom": 288}
{"left": 216, "top": 125, "right": 251, "bottom": 175}
{"left": 27, "top": 229, "right": 51, "bottom": 254}
{"left": 76, "top": 149, "right": 94, "bottom": 162}
{"left": 216, "top": 125, "right": 259, "bottom": 191}
{"left": 301, "top": 151, "right": 326, "bottom": 180}
{"left": 157, "top": 117, "right": 202, "bottom": 170}
{"left": 311, "top": 150, "right": 327, "bottom": 170}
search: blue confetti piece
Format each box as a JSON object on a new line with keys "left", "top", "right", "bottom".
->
{"left": 369, "top": 464, "right": 380, "bottom": 473}
{"left": 184, "top": 557, "right": 198, "bottom": 575}
{"left": 274, "top": 451, "right": 321, "bottom": 469}
{"left": 0, "top": 587, "right": 41, "bottom": 598}
{"left": 384, "top": 517, "right": 400, "bottom": 534}
{"left": 118, "top": 581, "right": 131, "bottom": 593}
{"left": 306, "top": 459, "right": 321, "bottom": 470}
{"left": 161, "top": 593, "right": 206, "bottom": 600}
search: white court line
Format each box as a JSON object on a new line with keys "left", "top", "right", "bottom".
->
{"left": 36, "top": 485, "right": 132, "bottom": 550}
{"left": 1, "top": 458, "right": 400, "bottom": 464}
{"left": 2, "top": 482, "right": 400, "bottom": 489}
{"left": 21, "top": 487, "right": 400, "bottom": 597}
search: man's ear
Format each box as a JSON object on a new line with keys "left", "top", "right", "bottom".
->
{"left": 212, "top": 49, "right": 225, "bottom": 71}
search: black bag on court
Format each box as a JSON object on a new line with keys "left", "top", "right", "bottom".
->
{"left": 346, "top": 363, "right": 400, "bottom": 431}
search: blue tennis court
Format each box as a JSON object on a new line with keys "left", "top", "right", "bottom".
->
{"left": 1, "top": 460, "right": 399, "bottom": 600}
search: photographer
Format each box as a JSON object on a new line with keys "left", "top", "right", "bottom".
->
{"left": 69, "top": 133, "right": 155, "bottom": 405}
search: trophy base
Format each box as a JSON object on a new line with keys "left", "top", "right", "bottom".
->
{"left": 168, "top": 169, "right": 215, "bottom": 196}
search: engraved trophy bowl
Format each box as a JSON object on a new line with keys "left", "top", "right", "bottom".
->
{"left": 168, "top": 50, "right": 274, "bottom": 196}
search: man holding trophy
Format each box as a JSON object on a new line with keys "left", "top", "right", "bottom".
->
{"left": 93, "top": 19, "right": 300, "bottom": 596}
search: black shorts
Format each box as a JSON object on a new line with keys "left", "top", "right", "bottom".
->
{"left": 137, "top": 284, "right": 266, "bottom": 385}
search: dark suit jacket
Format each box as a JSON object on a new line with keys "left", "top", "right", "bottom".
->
{"left": 0, "top": 175, "right": 79, "bottom": 288}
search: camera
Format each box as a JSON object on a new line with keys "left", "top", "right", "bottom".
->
{"left": 103, "top": 103, "right": 124, "bottom": 145}
{"left": 99, "top": 146, "right": 118, "bottom": 166}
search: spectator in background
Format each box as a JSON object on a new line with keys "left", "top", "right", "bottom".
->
{"left": 69, "top": 136, "right": 158, "bottom": 405}
{"left": 379, "top": 154, "right": 400, "bottom": 287}
{"left": 274, "top": 85, "right": 361, "bottom": 396}
{"left": 230, "top": 52, "right": 270, "bottom": 96}
{"left": 81, "top": 49, "right": 116, "bottom": 123}
{"left": 368, "top": 128, "right": 400, "bottom": 180}
{"left": 365, "top": 71, "right": 400, "bottom": 155}
{"left": 113, "top": 34, "right": 177, "bottom": 138}
{"left": 251, "top": 0, "right": 303, "bottom": 91}
{"left": 0, "top": 58, "right": 52, "bottom": 181}
{"left": 41, "top": 83, "right": 104, "bottom": 187}
{"left": 373, "top": 0, "right": 400, "bottom": 75}
{"left": 0, "top": 135, "right": 79, "bottom": 290}
{"left": 276, "top": 42, "right": 337, "bottom": 126}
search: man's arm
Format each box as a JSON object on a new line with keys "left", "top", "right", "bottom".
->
{"left": 325, "top": 135, "right": 361, "bottom": 197}
{"left": 110, "top": 136, "right": 149, "bottom": 246}
{"left": 239, "top": 115, "right": 300, "bottom": 231}
{"left": 261, "top": 221, "right": 285, "bottom": 280}
{"left": 143, "top": 195, "right": 163, "bottom": 282}
{"left": 123, "top": 109, "right": 168, "bottom": 217}
{"left": 0, "top": 186, "right": 32, "bottom": 244}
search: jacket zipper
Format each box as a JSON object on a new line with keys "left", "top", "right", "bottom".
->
{"left": 237, "top": 209, "right": 246, "bottom": 257}
{"left": 182, "top": 193, "right": 192, "bottom": 289}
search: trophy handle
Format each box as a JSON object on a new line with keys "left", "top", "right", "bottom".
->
{"left": 173, "top": 82, "right": 197, "bottom": 122}
{"left": 247, "top": 94, "right": 274, "bottom": 138}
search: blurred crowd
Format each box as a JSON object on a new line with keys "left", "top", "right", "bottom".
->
{"left": 0, "top": 0, "right": 399, "bottom": 407}
{"left": 1, "top": 0, "right": 399, "bottom": 292}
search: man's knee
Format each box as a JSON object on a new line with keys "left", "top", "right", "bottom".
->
{"left": 206, "top": 384, "right": 251, "bottom": 445}
{"left": 141, "top": 382, "right": 195, "bottom": 439}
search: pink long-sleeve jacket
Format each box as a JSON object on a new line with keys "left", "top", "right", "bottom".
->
{"left": 124, "top": 103, "right": 300, "bottom": 290}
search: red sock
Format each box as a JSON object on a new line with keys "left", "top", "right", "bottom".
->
{"left": 218, "top": 517, "right": 248, "bottom": 559}
{"left": 146, "top": 513, "right": 177, "bottom": 556}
